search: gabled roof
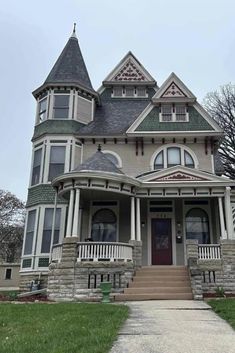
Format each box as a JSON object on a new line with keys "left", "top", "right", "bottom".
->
{"left": 73, "top": 150, "right": 124, "bottom": 174}
{"left": 102, "top": 51, "right": 156, "bottom": 86}
{"left": 44, "top": 31, "right": 93, "bottom": 91}
{"left": 152, "top": 72, "right": 196, "bottom": 103}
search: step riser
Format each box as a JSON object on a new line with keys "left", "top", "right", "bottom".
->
{"left": 124, "top": 288, "right": 192, "bottom": 294}
{"left": 115, "top": 294, "right": 193, "bottom": 301}
{"left": 134, "top": 277, "right": 190, "bottom": 282}
{"left": 129, "top": 282, "right": 191, "bottom": 288}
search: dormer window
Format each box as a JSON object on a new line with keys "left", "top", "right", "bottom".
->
{"left": 53, "top": 94, "right": 70, "bottom": 119}
{"left": 112, "top": 86, "right": 147, "bottom": 98}
{"left": 38, "top": 97, "right": 47, "bottom": 122}
{"left": 160, "top": 104, "right": 188, "bottom": 122}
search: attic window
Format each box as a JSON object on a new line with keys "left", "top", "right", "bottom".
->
{"left": 160, "top": 104, "right": 188, "bottom": 122}
{"left": 112, "top": 86, "right": 147, "bottom": 98}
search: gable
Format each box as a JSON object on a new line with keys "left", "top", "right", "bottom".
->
{"left": 148, "top": 171, "right": 207, "bottom": 182}
{"left": 161, "top": 82, "right": 186, "bottom": 98}
{"left": 132, "top": 105, "right": 215, "bottom": 132}
{"left": 103, "top": 52, "right": 156, "bottom": 84}
{"left": 153, "top": 72, "right": 196, "bottom": 102}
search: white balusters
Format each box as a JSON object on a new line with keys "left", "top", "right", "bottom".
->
{"left": 198, "top": 244, "right": 221, "bottom": 260}
{"left": 77, "top": 242, "right": 133, "bottom": 262}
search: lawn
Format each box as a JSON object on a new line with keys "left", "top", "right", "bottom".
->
{"left": 208, "top": 299, "right": 235, "bottom": 329}
{"left": 0, "top": 303, "right": 129, "bottom": 353}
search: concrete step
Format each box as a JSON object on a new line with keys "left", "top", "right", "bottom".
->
{"left": 139, "top": 266, "right": 188, "bottom": 272}
{"left": 141, "top": 266, "right": 187, "bottom": 269}
{"left": 134, "top": 275, "right": 189, "bottom": 281}
{"left": 135, "top": 271, "right": 188, "bottom": 276}
{"left": 115, "top": 293, "right": 193, "bottom": 301}
{"left": 124, "top": 287, "right": 192, "bottom": 294}
{"left": 129, "top": 280, "right": 191, "bottom": 288}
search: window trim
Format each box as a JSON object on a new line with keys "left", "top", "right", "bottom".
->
{"left": 52, "top": 93, "right": 70, "bottom": 119}
{"left": 111, "top": 86, "right": 148, "bottom": 98}
{"left": 159, "top": 104, "right": 189, "bottom": 122}
{"left": 48, "top": 145, "right": 66, "bottom": 182}
{"left": 151, "top": 144, "right": 198, "bottom": 170}
{"left": 31, "top": 147, "right": 43, "bottom": 186}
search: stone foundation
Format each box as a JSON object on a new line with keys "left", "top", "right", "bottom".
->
{"left": 129, "top": 240, "right": 142, "bottom": 268}
{"left": 186, "top": 239, "right": 235, "bottom": 299}
{"left": 47, "top": 237, "right": 135, "bottom": 302}
{"left": 19, "top": 273, "right": 48, "bottom": 291}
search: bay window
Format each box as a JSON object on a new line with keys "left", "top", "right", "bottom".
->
{"left": 41, "top": 208, "right": 61, "bottom": 253}
{"left": 53, "top": 95, "right": 70, "bottom": 119}
{"left": 48, "top": 146, "right": 65, "bottom": 181}
{"left": 31, "top": 148, "right": 42, "bottom": 185}
{"left": 24, "top": 210, "right": 36, "bottom": 255}
{"left": 38, "top": 97, "right": 47, "bottom": 122}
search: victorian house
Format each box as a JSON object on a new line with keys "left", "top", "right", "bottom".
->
{"left": 20, "top": 28, "right": 235, "bottom": 300}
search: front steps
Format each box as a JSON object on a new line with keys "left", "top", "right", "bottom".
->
{"left": 114, "top": 266, "right": 193, "bottom": 301}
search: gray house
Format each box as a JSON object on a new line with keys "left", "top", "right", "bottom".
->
{"left": 20, "top": 28, "right": 235, "bottom": 300}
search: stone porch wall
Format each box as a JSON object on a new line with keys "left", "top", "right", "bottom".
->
{"left": 186, "top": 239, "right": 235, "bottom": 299}
{"left": 47, "top": 237, "right": 135, "bottom": 302}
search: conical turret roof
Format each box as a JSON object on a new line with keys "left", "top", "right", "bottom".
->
{"left": 44, "top": 30, "right": 93, "bottom": 91}
{"left": 73, "top": 150, "right": 123, "bottom": 175}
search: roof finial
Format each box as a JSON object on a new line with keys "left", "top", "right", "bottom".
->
{"left": 71, "top": 23, "right": 77, "bottom": 39}
{"left": 97, "top": 144, "right": 102, "bottom": 152}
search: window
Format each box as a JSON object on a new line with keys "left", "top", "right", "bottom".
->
{"left": 160, "top": 104, "right": 188, "bottom": 122}
{"left": 41, "top": 208, "right": 61, "bottom": 253}
{"left": 184, "top": 151, "right": 195, "bottom": 168}
{"left": 48, "top": 146, "right": 65, "bottom": 181}
{"left": 31, "top": 149, "right": 42, "bottom": 185}
{"left": 112, "top": 86, "right": 147, "bottom": 98}
{"left": 153, "top": 146, "right": 196, "bottom": 170}
{"left": 154, "top": 150, "right": 164, "bottom": 170}
{"left": 167, "top": 147, "right": 181, "bottom": 167}
{"left": 24, "top": 210, "right": 36, "bottom": 255}
{"left": 5, "top": 269, "right": 12, "bottom": 280}
{"left": 186, "top": 208, "right": 210, "bottom": 244}
{"left": 91, "top": 209, "right": 117, "bottom": 242}
{"left": 77, "top": 96, "right": 92, "bottom": 123}
{"left": 53, "top": 95, "right": 70, "bottom": 119}
{"left": 161, "top": 105, "right": 172, "bottom": 121}
{"left": 38, "top": 97, "right": 47, "bottom": 122}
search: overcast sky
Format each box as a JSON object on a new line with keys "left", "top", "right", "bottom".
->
{"left": 0, "top": 0, "right": 234, "bottom": 201}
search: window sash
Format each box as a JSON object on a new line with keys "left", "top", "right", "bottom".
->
{"left": 38, "top": 98, "right": 47, "bottom": 121}
{"left": 48, "top": 146, "right": 65, "bottom": 181}
{"left": 53, "top": 95, "right": 69, "bottom": 119}
{"left": 24, "top": 210, "right": 36, "bottom": 255}
{"left": 31, "top": 149, "right": 42, "bottom": 185}
{"left": 41, "top": 208, "right": 61, "bottom": 253}
{"left": 167, "top": 147, "right": 181, "bottom": 167}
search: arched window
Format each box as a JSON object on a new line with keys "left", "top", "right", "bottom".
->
{"left": 185, "top": 208, "right": 210, "bottom": 244}
{"left": 91, "top": 209, "right": 117, "bottom": 242}
{"left": 153, "top": 146, "right": 195, "bottom": 170}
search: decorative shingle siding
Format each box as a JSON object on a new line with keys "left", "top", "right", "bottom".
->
{"left": 26, "top": 184, "right": 67, "bottom": 207}
{"left": 135, "top": 106, "right": 214, "bottom": 132}
{"left": 32, "top": 120, "right": 85, "bottom": 140}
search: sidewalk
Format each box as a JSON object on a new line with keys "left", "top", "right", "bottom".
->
{"left": 110, "top": 300, "right": 235, "bottom": 353}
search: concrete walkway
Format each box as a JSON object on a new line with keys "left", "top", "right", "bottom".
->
{"left": 111, "top": 301, "right": 235, "bottom": 353}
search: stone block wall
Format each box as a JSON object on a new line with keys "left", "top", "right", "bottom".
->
{"left": 129, "top": 240, "right": 142, "bottom": 268}
{"left": 47, "top": 237, "right": 135, "bottom": 302}
{"left": 186, "top": 239, "right": 235, "bottom": 299}
{"left": 19, "top": 273, "right": 48, "bottom": 291}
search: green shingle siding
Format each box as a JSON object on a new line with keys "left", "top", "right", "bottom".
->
{"left": 135, "top": 106, "right": 214, "bottom": 132}
{"left": 26, "top": 184, "right": 67, "bottom": 207}
{"left": 32, "top": 120, "right": 85, "bottom": 140}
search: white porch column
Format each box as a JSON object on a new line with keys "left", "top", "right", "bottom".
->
{"left": 130, "top": 196, "right": 136, "bottom": 241}
{"left": 72, "top": 188, "right": 80, "bottom": 237}
{"left": 136, "top": 198, "right": 141, "bottom": 241}
{"left": 225, "top": 187, "right": 233, "bottom": 239}
{"left": 218, "top": 197, "right": 226, "bottom": 239}
{"left": 66, "top": 188, "right": 75, "bottom": 237}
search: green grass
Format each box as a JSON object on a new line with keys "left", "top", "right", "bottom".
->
{"left": 0, "top": 303, "right": 129, "bottom": 353}
{"left": 208, "top": 299, "right": 235, "bottom": 329}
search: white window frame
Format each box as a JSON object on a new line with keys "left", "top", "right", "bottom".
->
{"left": 111, "top": 86, "right": 148, "bottom": 98}
{"left": 150, "top": 144, "right": 199, "bottom": 170}
{"left": 44, "top": 141, "right": 70, "bottom": 183}
{"left": 51, "top": 92, "right": 72, "bottom": 120}
{"left": 30, "top": 146, "right": 43, "bottom": 186}
{"left": 75, "top": 95, "right": 92, "bottom": 123}
{"left": 36, "top": 94, "right": 49, "bottom": 124}
{"left": 159, "top": 104, "right": 189, "bottom": 122}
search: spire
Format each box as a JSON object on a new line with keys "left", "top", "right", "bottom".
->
{"left": 44, "top": 26, "right": 94, "bottom": 91}
{"left": 71, "top": 23, "right": 77, "bottom": 39}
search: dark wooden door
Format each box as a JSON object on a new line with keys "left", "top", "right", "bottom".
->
{"left": 151, "top": 218, "right": 172, "bottom": 265}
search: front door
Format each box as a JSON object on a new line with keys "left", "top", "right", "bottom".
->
{"left": 151, "top": 218, "right": 172, "bottom": 265}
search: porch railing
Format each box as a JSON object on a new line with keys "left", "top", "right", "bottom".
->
{"left": 77, "top": 242, "right": 133, "bottom": 262}
{"left": 51, "top": 244, "right": 63, "bottom": 263}
{"left": 198, "top": 244, "right": 221, "bottom": 260}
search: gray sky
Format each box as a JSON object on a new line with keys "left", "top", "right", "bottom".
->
{"left": 0, "top": 0, "right": 234, "bottom": 201}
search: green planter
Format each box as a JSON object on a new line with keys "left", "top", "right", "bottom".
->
{"left": 100, "top": 282, "right": 112, "bottom": 303}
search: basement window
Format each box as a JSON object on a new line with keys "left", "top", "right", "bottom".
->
{"left": 5, "top": 268, "right": 12, "bottom": 280}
